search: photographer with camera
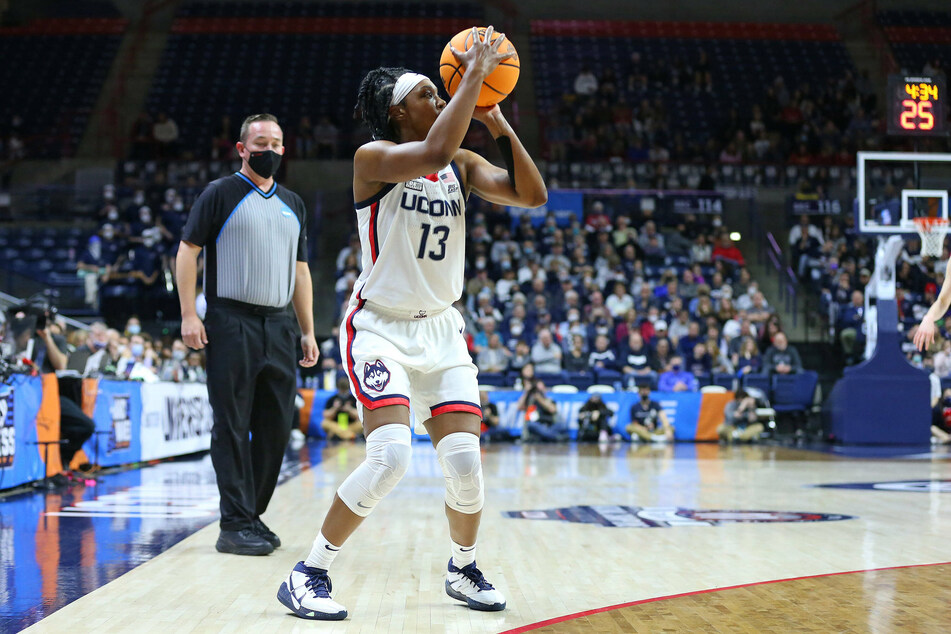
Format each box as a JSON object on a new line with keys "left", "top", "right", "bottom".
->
{"left": 515, "top": 363, "right": 566, "bottom": 442}
{"left": 5, "top": 303, "right": 96, "bottom": 477}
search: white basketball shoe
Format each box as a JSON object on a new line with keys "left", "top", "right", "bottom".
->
{"left": 445, "top": 558, "right": 507, "bottom": 611}
{"left": 277, "top": 561, "right": 348, "bottom": 621}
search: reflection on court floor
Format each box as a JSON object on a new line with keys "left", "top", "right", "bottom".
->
{"left": 5, "top": 440, "right": 951, "bottom": 632}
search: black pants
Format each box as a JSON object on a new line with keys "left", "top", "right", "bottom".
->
{"left": 59, "top": 396, "right": 95, "bottom": 466}
{"left": 205, "top": 302, "right": 298, "bottom": 531}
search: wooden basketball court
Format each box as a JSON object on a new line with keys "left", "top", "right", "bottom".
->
{"left": 23, "top": 442, "right": 951, "bottom": 632}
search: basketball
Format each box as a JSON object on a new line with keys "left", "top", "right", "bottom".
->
{"left": 439, "top": 27, "right": 520, "bottom": 108}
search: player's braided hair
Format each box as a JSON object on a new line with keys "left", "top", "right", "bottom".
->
{"left": 354, "top": 67, "right": 410, "bottom": 142}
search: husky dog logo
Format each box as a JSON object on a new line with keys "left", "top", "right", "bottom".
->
{"left": 363, "top": 359, "right": 391, "bottom": 392}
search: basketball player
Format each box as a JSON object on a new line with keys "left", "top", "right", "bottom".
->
{"left": 914, "top": 258, "right": 951, "bottom": 351}
{"left": 277, "top": 27, "right": 547, "bottom": 620}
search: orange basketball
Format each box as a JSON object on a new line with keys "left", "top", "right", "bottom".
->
{"left": 439, "top": 27, "right": 519, "bottom": 108}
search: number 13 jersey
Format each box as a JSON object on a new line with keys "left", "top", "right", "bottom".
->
{"left": 351, "top": 161, "right": 467, "bottom": 316}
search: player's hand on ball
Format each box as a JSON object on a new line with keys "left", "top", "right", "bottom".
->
{"left": 300, "top": 333, "right": 319, "bottom": 368}
{"left": 472, "top": 104, "right": 502, "bottom": 124}
{"left": 450, "top": 26, "right": 513, "bottom": 80}
{"left": 914, "top": 320, "right": 937, "bottom": 352}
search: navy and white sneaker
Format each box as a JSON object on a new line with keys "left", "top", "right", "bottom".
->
{"left": 277, "top": 561, "right": 348, "bottom": 621}
{"left": 445, "top": 559, "right": 506, "bottom": 611}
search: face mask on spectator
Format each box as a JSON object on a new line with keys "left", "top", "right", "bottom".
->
{"left": 102, "top": 227, "right": 115, "bottom": 240}
{"left": 672, "top": 363, "right": 682, "bottom": 371}
{"left": 172, "top": 349, "right": 186, "bottom": 361}
{"left": 131, "top": 343, "right": 144, "bottom": 357}
{"left": 173, "top": 200, "right": 184, "bottom": 212}
{"left": 128, "top": 324, "right": 141, "bottom": 335}
{"left": 93, "top": 339, "right": 107, "bottom": 350}
{"left": 140, "top": 208, "right": 152, "bottom": 224}
{"left": 134, "top": 192, "right": 145, "bottom": 205}
{"left": 475, "top": 257, "right": 486, "bottom": 270}
{"left": 510, "top": 323, "right": 523, "bottom": 337}
{"left": 107, "top": 209, "right": 119, "bottom": 222}
{"left": 143, "top": 236, "right": 157, "bottom": 248}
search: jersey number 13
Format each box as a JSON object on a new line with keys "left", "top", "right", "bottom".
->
{"left": 417, "top": 223, "right": 449, "bottom": 261}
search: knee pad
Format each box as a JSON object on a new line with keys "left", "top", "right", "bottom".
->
{"left": 337, "top": 424, "right": 412, "bottom": 517}
{"left": 436, "top": 432, "right": 484, "bottom": 514}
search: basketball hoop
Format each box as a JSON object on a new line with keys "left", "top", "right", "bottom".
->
{"left": 912, "top": 217, "right": 950, "bottom": 258}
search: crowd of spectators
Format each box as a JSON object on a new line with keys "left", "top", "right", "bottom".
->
{"left": 546, "top": 49, "right": 951, "bottom": 166}
{"left": 330, "top": 201, "right": 804, "bottom": 431}
{"left": 77, "top": 180, "right": 199, "bottom": 324}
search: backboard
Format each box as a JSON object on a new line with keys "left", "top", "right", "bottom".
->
{"left": 857, "top": 151, "right": 951, "bottom": 234}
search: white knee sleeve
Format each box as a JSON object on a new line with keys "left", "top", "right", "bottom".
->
{"left": 337, "top": 424, "right": 412, "bottom": 517}
{"left": 436, "top": 432, "right": 484, "bottom": 514}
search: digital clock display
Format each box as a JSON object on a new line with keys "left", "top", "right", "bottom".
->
{"left": 887, "top": 74, "right": 946, "bottom": 136}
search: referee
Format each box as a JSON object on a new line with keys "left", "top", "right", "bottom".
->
{"left": 177, "top": 114, "right": 318, "bottom": 556}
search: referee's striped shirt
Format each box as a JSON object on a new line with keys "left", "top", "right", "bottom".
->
{"left": 182, "top": 172, "right": 307, "bottom": 308}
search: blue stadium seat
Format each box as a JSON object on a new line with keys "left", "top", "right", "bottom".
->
{"left": 712, "top": 373, "right": 736, "bottom": 390}
{"left": 536, "top": 371, "right": 569, "bottom": 387}
{"left": 770, "top": 371, "right": 819, "bottom": 414}
{"left": 742, "top": 373, "right": 771, "bottom": 396}
{"left": 594, "top": 368, "right": 623, "bottom": 385}
{"left": 566, "top": 371, "right": 594, "bottom": 390}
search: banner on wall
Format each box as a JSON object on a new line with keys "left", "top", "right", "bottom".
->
{"left": 140, "top": 382, "right": 213, "bottom": 461}
{"left": 86, "top": 379, "right": 143, "bottom": 468}
{"left": 0, "top": 374, "right": 45, "bottom": 489}
{"left": 508, "top": 190, "right": 584, "bottom": 228}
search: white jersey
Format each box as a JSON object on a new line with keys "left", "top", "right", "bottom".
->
{"left": 351, "top": 161, "right": 467, "bottom": 317}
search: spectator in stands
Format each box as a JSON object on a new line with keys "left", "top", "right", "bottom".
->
{"left": 732, "top": 337, "right": 762, "bottom": 376}
{"left": 564, "top": 333, "right": 589, "bottom": 373}
{"left": 676, "top": 321, "right": 704, "bottom": 358}
{"left": 838, "top": 290, "right": 866, "bottom": 364}
{"left": 718, "top": 389, "right": 764, "bottom": 443}
{"left": 759, "top": 314, "right": 784, "bottom": 352}
{"left": 321, "top": 377, "right": 362, "bottom": 441}
{"left": 116, "top": 334, "right": 159, "bottom": 381}
{"left": 577, "top": 393, "right": 614, "bottom": 442}
{"left": 763, "top": 331, "right": 802, "bottom": 375}
{"left": 687, "top": 342, "right": 712, "bottom": 377}
{"left": 152, "top": 112, "right": 180, "bottom": 159}
{"left": 605, "top": 281, "right": 634, "bottom": 319}
{"left": 477, "top": 333, "right": 511, "bottom": 374}
{"left": 130, "top": 112, "right": 154, "bottom": 160}
{"left": 706, "top": 338, "right": 734, "bottom": 374}
{"left": 746, "top": 292, "right": 773, "bottom": 327}
{"left": 932, "top": 340, "right": 951, "bottom": 379}
{"left": 183, "top": 350, "right": 207, "bottom": 383}
{"left": 620, "top": 331, "right": 656, "bottom": 379}
{"left": 712, "top": 234, "right": 745, "bottom": 268}
{"left": 295, "top": 116, "right": 315, "bottom": 158}
{"left": 573, "top": 65, "right": 599, "bottom": 96}
{"left": 160, "top": 339, "right": 189, "bottom": 382}
{"left": 516, "top": 371, "right": 565, "bottom": 442}
{"left": 510, "top": 339, "right": 532, "bottom": 373}
{"left": 628, "top": 384, "right": 673, "bottom": 442}
{"left": 530, "top": 328, "right": 562, "bottom": 374}
{"left": 658, "top": 355, "right": 698, "bottom": 392}
{"left": 588, "top": 333, "right": 618, "bottom": 372}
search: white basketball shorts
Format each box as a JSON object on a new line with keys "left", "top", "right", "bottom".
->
{"left": 340, "top": 296, "right": 482, "bottom": 424}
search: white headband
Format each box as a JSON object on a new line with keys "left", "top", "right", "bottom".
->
{"left": 390, "top": 72, "right": 428, "bottom": 106}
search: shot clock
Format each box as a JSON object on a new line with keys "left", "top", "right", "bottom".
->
{"left": 887, "top": 74, "right": 947, "bottom": 136}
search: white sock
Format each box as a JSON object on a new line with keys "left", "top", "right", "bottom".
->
{"left": 304, "top": 531, "right": 341, "bottom": 571}
{"left": 451, "top": 539, "right": 476, "bottom": 568}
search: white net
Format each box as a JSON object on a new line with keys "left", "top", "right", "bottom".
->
{"left": 913, "top": 218, "right": 950, "bottom": 258}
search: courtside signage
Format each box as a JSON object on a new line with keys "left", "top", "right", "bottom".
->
{"left": 503, "top": 505, "right": 855, "bottom": 527}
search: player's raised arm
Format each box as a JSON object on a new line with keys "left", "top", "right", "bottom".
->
{"left": 457, "top": 105, "right": 547, "bottom": 209}
{"left": 354, "top": 27, "right": 513, "bottom": 185}
{"left": 914, "top": 257, "right": 951, "bottom": 351}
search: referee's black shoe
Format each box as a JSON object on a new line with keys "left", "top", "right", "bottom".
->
{"left": 253, "top": 518, "right": 281, "bottom": 548}
{"left": 216, "top": 528, "right": 274, "bottom": 556}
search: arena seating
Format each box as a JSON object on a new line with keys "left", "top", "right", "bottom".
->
{"left": 530, "top": 20, "right": 855, "bottom": 153}
{"left": 878, "top": 10, "right": 951, "bottom": 73}
{"left": 144, "top": 2, "right": 483, "bottom": 156}
{"left": 0, "top": 18, "right": 126, "bottom": 158}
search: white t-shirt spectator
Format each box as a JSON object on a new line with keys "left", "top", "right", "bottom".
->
{"left": 605, "top": 292, "right": 635, "bottom": 319}
{"left": 574, "top": 70, "right": 599, "bottom": 96}
{"left": 531, "top": 339, "right": 563, "bottom": 374}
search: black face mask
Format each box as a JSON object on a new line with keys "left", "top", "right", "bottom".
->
{"left": 247, "top": 150, "right": 282, "bottom": 180}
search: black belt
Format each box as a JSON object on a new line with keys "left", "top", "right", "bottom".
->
{"left": 208, "top": 297, "right": 290, "bottom": 316}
